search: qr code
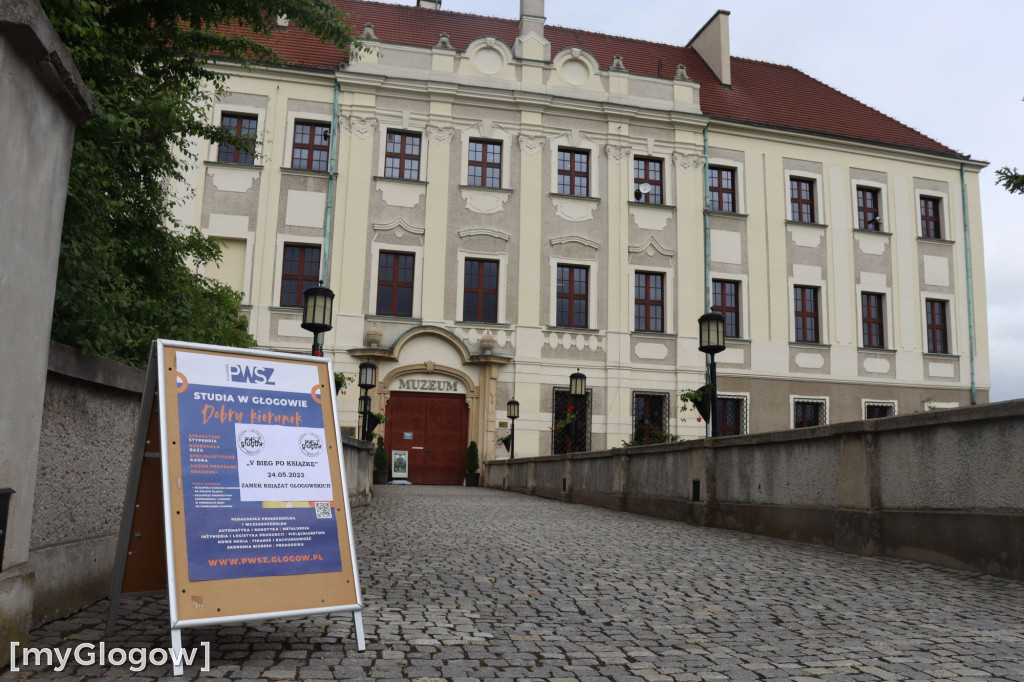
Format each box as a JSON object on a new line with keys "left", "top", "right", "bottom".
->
{"left": 314, "top": 502, "right": 332, "bottom": 519}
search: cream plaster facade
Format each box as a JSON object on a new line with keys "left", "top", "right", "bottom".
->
{"left": 180, "top": 3, "right": 989, "bottom": 466}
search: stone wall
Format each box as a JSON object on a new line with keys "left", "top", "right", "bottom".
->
{"left": 0, "top": 1, "right": 93, "bottom": 665}
{"left": 486, "top": 399, "right": 1024, "bottom": 581}
{"left": 29, "top": 344, "right": 145, "bottom": 627}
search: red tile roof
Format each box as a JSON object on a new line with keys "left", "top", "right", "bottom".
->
{"left": 248, "top": 0, "right": 962, "bottom": 158}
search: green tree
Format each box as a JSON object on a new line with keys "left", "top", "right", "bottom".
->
{"left": 41, "top": 0, "right": 358, "bottom": 367}
{"left": 996, "top": 167, "right": 1024, "bottom": 195}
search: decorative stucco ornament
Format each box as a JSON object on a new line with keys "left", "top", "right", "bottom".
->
{"left": 365, "top": 323, "right": 383, "bottom": 348}
{"left": 480, "top": 332, "right": 496, "bottom": 355}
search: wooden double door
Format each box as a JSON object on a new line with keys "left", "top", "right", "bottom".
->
{"left": 384, "top": 392, "right": 468, "bottom": 485}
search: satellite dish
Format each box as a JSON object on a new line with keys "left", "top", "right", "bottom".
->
{"left": 638, "top": 183, "right": 652, "bottom": 194}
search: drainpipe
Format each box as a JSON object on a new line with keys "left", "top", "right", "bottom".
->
{"left": 703, "top": 125, "right": 712, "bottom": 438}
{"left": 960, "top": 163, "right": 977, "bottom": 405}
{"left": 322, "top": 81, "right": 340, "bottom": 283}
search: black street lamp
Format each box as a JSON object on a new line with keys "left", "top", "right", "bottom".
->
{"left": 358, "top": 361, "right": 379, "bottom": 442}
{"left": 698, "top": 311, "right": 726, "bottom": 437}
{"left": 300, "top": 281, "right": 335, "bottom": 356}
{"left": 569, "top": 369, "right": 587, "bottom": 453}
{"left": 506, "top": 397, "right": 519, "bottom": 460}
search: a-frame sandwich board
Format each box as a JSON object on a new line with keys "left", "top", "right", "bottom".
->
{"left": 107, "top": 340, "right": 364, "bottom": 675}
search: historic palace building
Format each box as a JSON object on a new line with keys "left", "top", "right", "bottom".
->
{"left": 176, "top": 0, "right": 990, "bottom": 483}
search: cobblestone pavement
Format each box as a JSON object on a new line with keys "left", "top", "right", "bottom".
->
{"left": 7, "top": 485, "right": 1024, "bottom": 680}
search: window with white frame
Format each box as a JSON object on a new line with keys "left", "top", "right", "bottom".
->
{"left": 794, "top": 285, "right": 821, "bottom": 343}
{"left": 632, "top": 392, "right": 670, "bottom": 443}
{"left": 861, "top": 292, "right": 886, "bottom": 349}
{"left": 462, "top": 258, "right": 499, "bottom": 323}
{"left": 716, "top": 394, "right": 748, "bottom": 436}
{"left": 633, "top": 157, "right": 663, "bottom": 205}
{"left": 376, "top": 250, "right": 415, "bottom": 317}
{"left": 468, "top": 139, "right": 502, "bottom": 188}
{"left": 557, "top": 148, "right": 590, "bottom": 197}
{"left": 709, "top": 166, "right": 737, "bottom": 213}
{"left": 291, "top": 120, "right": 331, "bottom": 172}
{"left": 634, "top": 271, "right": 664, "bottom": 333}
{"left": 384, "top": 131, "right": 421, "bottom": 181}
{"left": 280, "top": 243, "right": 320, "bottom": 308}
{"left": 556, "top": 264, "right": 589, "bottom": 328}
{"left": 864, "top": 401, "right": 897, "bottom": 419}
{"left": 792, "top": 397, "right": 827, "bottom": 428}
{"left": 784, "top": 167, "right": 825, "bottom": 224}
{"left": 218, "top": 112, "right": 258, "bottom": 165}
{"left": 925, "top": 298, "right": 950, "bottom": 354}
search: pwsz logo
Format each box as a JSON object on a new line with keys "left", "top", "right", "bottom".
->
{"left": 227, "top": 365, "right": 276, "bottom": 386}
{"left": 238, "top": 429, "right": 265, "bottom": 456}
{"left": 299, "top": 432, "right": 324, "bottom": 458}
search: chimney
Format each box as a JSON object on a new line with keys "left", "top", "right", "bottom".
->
{"left": 688, "top": 10, "right": 731, "bottom": 86}
{"left": 416, "top": 0, "right": 441, "bottom": 8}
{"left": 515, "top": 0, "right": 550, "bottom": 61}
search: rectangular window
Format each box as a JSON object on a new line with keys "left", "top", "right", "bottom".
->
{"left": 857, "top": 186, "right": 881, "bottom": 231}
{"left": 556, "top": 265, "right": 589, "bottom": 328}
{"left": 633, "top": 157, "right": 663, "bottom": 205}
{"left": 713, "top": 279, "right": 741, "bottom": 338}
{"left": 218, "top": 113, "right": 258, "bottom": 165}
{"left": 632, "top": 392, "right": 669, "bottom": 444}
{"left": 790, "top": 178, "right": 816, "bottom": 223}
{"left": 709, "top": 166, "right": 736, "bottom": 213}
{"left": 865, "top": 402, "right": 896, "bottom": 419}
{"left": 634, "top": 272, "right": 664, "bottom": 333}
{"left": 463, "top": 259, "right": 499, "bottom": 323}
{"left": 468, "top": 139, "right": 501, "bottom": 188}
{"left": 553, "top": 388, "right": 591, "bottom": 454}
{"left": 921, "top": 197, "right": 942, "bottom": 239}
{"left": 558, "top": 148, "right": 589, "bottom": 197}
{"left": 861, "top": 292, "right": 885, "bottom": 349}
{"left": 926, "top": 299, "right": 949, "bottom": 354}
{"left": 794, "top": 285, "right": 820, "bottom": 343}
{"left": 376, "top": 251, "right": 415, "bottom": 317}
{"left": 384, "top": 131, "right": 421, "bottom": 181}
{"left": 291, "top": 121, "right": 330, "bottom": 172}
{"left": 280, "top": 244, "right": 320, "bottom": 308}
{"left": 793, "top": 399, "right": 826, "bottom": 428}
{"left": 716, "top": 397, "right": 745, "bottom": 436}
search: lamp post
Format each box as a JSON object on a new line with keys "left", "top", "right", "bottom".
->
{"left": 300, "top": 281, "right": 335, "bottom": 356}
{"left": 697, "top": 311, "right": 726, "bottom": 437}
{"left": 358, "top": 361, "right": 378, "bottom": 442}
{"left": 506, "top": 397, "right": 519, "bottom": 460}
{"left": 569, "top": 369, "right": 586, "bottom": 453}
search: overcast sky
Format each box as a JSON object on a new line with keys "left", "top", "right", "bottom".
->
{"left": 377, "top": 0, "right": 1024, "bottom": 402}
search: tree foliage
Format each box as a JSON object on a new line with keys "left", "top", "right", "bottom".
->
{"left": 41, "top": 0, "right": 357, "bottom": 367}
{"left": 996, "top": 167, "right": 1024, "bottom": 195}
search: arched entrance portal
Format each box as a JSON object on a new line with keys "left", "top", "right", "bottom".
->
{"left": 384, "top": 391, "right": 468, "bottom": 485}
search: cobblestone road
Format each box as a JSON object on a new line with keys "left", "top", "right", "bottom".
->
{"left": 8, "top": 485, "right": 1024, "bottom": 680}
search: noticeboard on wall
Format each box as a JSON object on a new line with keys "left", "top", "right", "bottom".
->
{"left": 107, "top": 340, "right": 364, "bottom": 672}
{"left": 391, "top": 450, "right": 409, "bottom": 479}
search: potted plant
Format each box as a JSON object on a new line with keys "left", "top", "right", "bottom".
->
{"left": 333, "top": 371, "right": 350, "bottom": 395}
{"left": 372, "top": 435, "right": 388, "bottom": 485}
{"left": 496, "top": 433, "right": 512, "bottom": 452}
{"left": 465, "top": 440, "right": 480, "bottom": 487}
{"left": 679, "top": 385, "right": 711, "bottom": 423}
